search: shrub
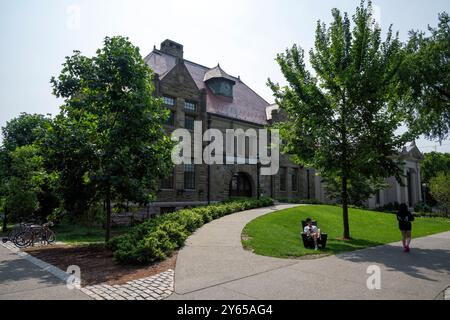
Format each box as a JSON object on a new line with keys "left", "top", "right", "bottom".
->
{"left": 413, "top": 211, "right": 450, "bottom": 219}
{"left": 111, "top": 197, "right": 274, "bottom": 264}
{"left": 168, "top": 209, "right": 204, "bottom": 232}
{"left": 157, "top": 221, "right": 188, "bottom": 247}
{"left": 375, "top": 202, "right": 400, "bottom": 213}
{"left": 429, "top": 172, "right": 450, "bottom": 214}
{"left": 277, "top": 198, "right": 323, "bottom": 205}
{"left": 414, "top": 202, "right": 432, "bottom": 213}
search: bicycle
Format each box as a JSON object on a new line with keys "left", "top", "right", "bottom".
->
{"left": 31, "top": 222, "right": 56, "bottom": 245}
{"left": 6, "top": 222, "right": 56, "bottom": 248}
{"left": 2, "top": 222, "right": 34, "bottom": 246}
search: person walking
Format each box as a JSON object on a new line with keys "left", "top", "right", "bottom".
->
{"left": 397, "top": 203, "right": 414, "bottom": 253}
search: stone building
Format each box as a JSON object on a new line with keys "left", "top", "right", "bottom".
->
{"left": 145, "top": 39, "right": 315, "bottom": 213}
{"left": 366, "top": 142, "right": 424, "bottom": 209}
{"left": 145, "top": 39, "right": 423, "bottom": 213}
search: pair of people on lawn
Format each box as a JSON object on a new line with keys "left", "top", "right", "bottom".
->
{"left": 304, "top": 203, "right": 414, "bottom": 253}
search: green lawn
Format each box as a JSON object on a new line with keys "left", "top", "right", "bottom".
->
{"left": 0, "top": 221, "right": 133, "bottom": 244}
{"left": 242, "top": 205, "right": 450, "bottom": 258}
{"left": 46, "top": 224, "right": 132, "bottom": 244}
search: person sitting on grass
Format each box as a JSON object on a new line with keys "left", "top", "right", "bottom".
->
{"left": 304, "top": 217, "right": 321, "bottom": 250}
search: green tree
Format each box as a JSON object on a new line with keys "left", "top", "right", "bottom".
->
{"left": 3, "top": 145, "right": 47, "bottom": 222}
{"left": 397, "top": 12, "right": 450, "bottom": 141}
{"left": 0, "top": 113, "right": 52, "bottom": 230}
{"left": 268, "top": 0, "right": 411, "bottom": 239}
{"left": 429, "top": 172, "right": 450, "bottom": 215}
{"left": 0, "top": 149, "right": 9, "bottom": 231}
{"left": 420, "top": 152, "right": 450, "bottom": 183}
{"left": 1, "top": 113, "right": 51, "bottom": 153}
{"left": 322, "top": 174, "right": 388, "bottom": 207}
{"left": 49, "top": 36, "right": 173, "bottom": 241}
{"left": 420, "top": 152, "right": 450, "bottom": 206}
{"left": 42, "top": 112, "right": 97, "bottom": 221}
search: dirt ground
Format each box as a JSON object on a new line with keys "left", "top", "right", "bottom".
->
{"left": 24, "top": 244, "right": 177, "bottom": 286}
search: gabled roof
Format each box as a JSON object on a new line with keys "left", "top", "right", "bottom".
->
{"left": 144, "top": 49, "right": 270, "bottom": 125}
{"left": 400, "top": 141, "right": 424, "bottom": 161}
{"left": 203, "top": 64, "right": 236, "bottom": 84}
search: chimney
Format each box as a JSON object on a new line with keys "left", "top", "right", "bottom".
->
{"left": 160, "top": 39, "right": 183, "bottom": 59}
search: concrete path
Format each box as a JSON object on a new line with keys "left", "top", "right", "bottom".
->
{"left": 0, "top": 245, "right": 89, "bottom": 300}
{"left": 169, "top": 204, "right": 450, "bottom": 300}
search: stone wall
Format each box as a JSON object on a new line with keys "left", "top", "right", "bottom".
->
{"left": 152, "top": 59, "right": 314, "bottom": 213}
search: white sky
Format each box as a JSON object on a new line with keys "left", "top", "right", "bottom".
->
{"left": 1, "top": 0, "right": 449, "bottom": 152}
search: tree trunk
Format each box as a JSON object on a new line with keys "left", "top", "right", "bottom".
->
{"left": 105, "top": 197, "right": 112, "bottom": 243}
{"left": 342, "top": 175, "right": 350, "bottom": 239}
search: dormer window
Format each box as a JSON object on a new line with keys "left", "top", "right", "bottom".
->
{"left": 204, "top": 64, "right": 236, "bottom": 98}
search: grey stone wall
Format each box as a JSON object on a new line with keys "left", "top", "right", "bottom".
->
{"left": 152, "top": 60, "right": 314, "bottom": 213}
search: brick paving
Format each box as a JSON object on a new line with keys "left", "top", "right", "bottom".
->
{"left": 1, "top": 241, "right": 174, "bottom": 300}
{"left": 80, "top": 269, "right": 174, "bottom": 300}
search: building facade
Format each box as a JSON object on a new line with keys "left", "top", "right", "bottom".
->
{"left": 313, "top": 143, "right": 424, "bottom": 209}
{"left": 145, "top": 39, "right": 315, "bottom": 213}
{"left": 145, "top": 39, "right": 423, "bottom": 213}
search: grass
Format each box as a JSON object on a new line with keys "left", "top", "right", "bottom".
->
{"left": 242, "top": 205, "right": 450, "bottom": 258}
{"left": 0, "top": 222, "right": 132, "bottom": 244}
{"left": 48, "top": 224, "right": 132, "bottom": 244}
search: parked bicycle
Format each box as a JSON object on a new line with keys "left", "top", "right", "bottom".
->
{"left": 2, "top": 222, "right": 56, "bottom": 248}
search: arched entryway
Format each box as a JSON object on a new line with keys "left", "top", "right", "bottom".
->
{"left": 229, "top": 172, "right": 252, "bottom": 198}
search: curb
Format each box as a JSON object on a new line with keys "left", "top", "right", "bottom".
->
{"left": 1, "top": 242, "right": 70, "bottom": 282}
{"left": 1, "top": 241, "right": 174, "bottom": 300}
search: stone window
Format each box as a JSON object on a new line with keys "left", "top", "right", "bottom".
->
{"left": 163, "top": 96, "right": 175, "bottom": 106}
{"left": 291, "top": 168, "right": 298, "bottom": 192}
{"left": 160, "top": 169, "right": 174, "bottom": 189}
{"left": 185, "top": 115, "right": 195, "bottom": 130}
{"left": 184, "top": 101, "right": 197, "bottom": 112}
{"left": 279, "top": 167, "right": 287, "bottom": 192}
{"left": 184, "top": 164, "right": 195, "bottom": 190}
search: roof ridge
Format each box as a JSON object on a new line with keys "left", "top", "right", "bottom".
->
{"left": 183, "top": 58, "right": 211, "bottom": 70}
{"left": 148, "top": 48, "right": 273, "bottom": 106}
{"left": 153, "top": 49, "right": 251, "bottom": 83}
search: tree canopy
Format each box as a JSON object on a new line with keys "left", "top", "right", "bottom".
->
{"left": 1, "top": 113, "right": 51, "bottom": 153}
{"left": 268, "top": 0, "right": 411, "bottom": 238}
{"left": 429, "top": 172, "right": 450, "bottom": 215}
{"left": 0, "top": 113, "right": 54, "bottom": 229}
{"left": 46, "top": 36, "right": 173, "bottom": 241}
{"left": 420, "top": 152, "right": 450, "bottom": 184}
{"left": 397, "top": 12, "right": 450, "bottom": 142}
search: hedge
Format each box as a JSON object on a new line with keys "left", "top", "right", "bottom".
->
{"left": 277, "top": 198, "right": 323, "bottom": 205}
{"left": 109, "top": 197, "right": 274, "bottom": 264}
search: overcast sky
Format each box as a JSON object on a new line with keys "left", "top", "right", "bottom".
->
{"left": 1, "top": 0, "right": 449, "bottom": 152}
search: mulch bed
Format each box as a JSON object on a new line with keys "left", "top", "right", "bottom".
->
{"left": 24, "top": 244, "right": 177, "bottom": 287}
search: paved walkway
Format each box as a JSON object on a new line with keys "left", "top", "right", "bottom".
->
{"left": 169, "top": 204, "right": 450, "bottom": 300}
{"left": 0, "top": 244, "right": 89, "bottom": 300}
{"left": 0, "top": 241, "right": 174, "bottom": 300}
{"left": 81, "top": 270, "right": 174, "bottom": 300}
